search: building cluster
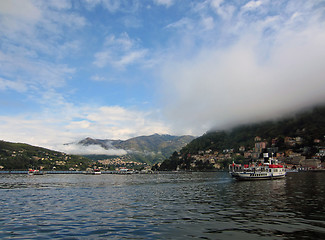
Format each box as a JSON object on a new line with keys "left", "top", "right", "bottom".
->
{"left": 98, "top": 155, "right": 147, "bottom": 169}
{"left": 188, "top": 149, "right": 237, "bottom": 169}
{"left": 184, "top": 136, "right": 325, "bottom": 170}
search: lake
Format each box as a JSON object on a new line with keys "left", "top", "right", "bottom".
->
{"left": 0, "top": 172, "right": 324, "bottom": 239}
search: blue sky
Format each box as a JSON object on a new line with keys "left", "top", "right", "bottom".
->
{"left": 1, "top": 0, "right": 325, "bottom": 153}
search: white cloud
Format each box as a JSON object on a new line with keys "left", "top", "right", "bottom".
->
{"left": 201, "top": 16, "right": 214, "bottom": 30}
{"left": 0, "top": 0, "right": 41, "bottom": 22}
{"left": 210, "top": 0, "right": 234, "bottom": 20}
{"left": 116, "top": 49, "right": 148, "bottom": 67}
{"left": 101, "top": 0, "right": 121, "bottom": 12}
{"left": 0, "top": 0, "right": 171, "bottom": 152}
{"left": 0, "top": 0, "right": 84, "bottom": 102}
{"left": 83, "top": 106, "right": 170, "bottom": 139}
{"left": 166, "top": 18, "right": 194, "bottom": 30}
{"left": 93, "top": 51, "right": 110, "bottom": 68}
{"left": 0, "top": 50, "right": 75, "bottom": 92}
{"left": 160, "top": 0, "right": 325, "bottom": 134}
{"left": 46, "top": 11, "right": 86, "bottom": 30}
{"left": 93, "top": 33, "right": 148, "bottom": 69}
{"left": 242, "top": 1, "right": 263, "bottom": 12}
{"left": 0, "top": 0, "right": 85, "bottom": 41}
{"left": 82, "top": 0, "right": 139, "bottom": 13}
{"left": 91, "top": 75, "right": 107, "bottom": 82}
{"left": 57, "top": 144, "right": 128, "bottom": 156}
{"left": 0, "top": 77, "right": 27, "bottom": 92}
{"left": 67, "top": 120, "right": 92, "bottom": 130}
{"left": 82, "top": 0, "right": 102, "bottom": 10}
{"left": 46, "top": 0, "right": 72, "bottom": 10}
{"left": 0, "top": 115, "right": 69, "bottom": 148}
{"left": 105, "top": 33, "right": 133, "bottom": 50}
{"left": 0, "top": 104, "right": 171, "bottom": 152}
{"left": 153, "top": 0, "right": 174, "bottom": 8}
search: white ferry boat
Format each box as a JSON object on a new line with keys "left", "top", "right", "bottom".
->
{"left": 229, "top": 158, "right": 286, "bottom": 180}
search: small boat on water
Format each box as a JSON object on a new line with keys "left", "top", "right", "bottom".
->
{"left": 93, "top": 169, "right": 101, "bottom": 175}
{"left": 28, "top": 169, "right": 44, "bottom": 175}
{"left": 84, "top": 169, "right": 102, "bottom": 175}
{"left": 229, "top": 158, "right": 286, "bottom": 180}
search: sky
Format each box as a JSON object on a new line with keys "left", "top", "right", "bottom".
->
{"left": 1, "top": 0, "right": 325, "bottom": 153}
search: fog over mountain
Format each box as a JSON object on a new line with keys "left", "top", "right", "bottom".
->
{"left": 60, "top": 134, "right": 195, "bottom": 160}
{"left": 161, "top": 1, "right": 325, "bottom": 134}
{"left": 60, "top": 143, "right": 128, "bottom": 156}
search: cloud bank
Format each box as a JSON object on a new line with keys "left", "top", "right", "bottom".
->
{"left": 160, "top": 0, "right": 325, "bottom": 134}
{"left": 57, "top": 144, "right": 128, "bottom": 156}
{"left": 0, "top": 105, "right": 170, "bottom": 152}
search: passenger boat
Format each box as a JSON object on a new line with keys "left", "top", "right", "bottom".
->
{"left": 28, "top": 169, "right": 44, "bottom": 175}
{"left": 229, "top": 158, "right": 286, "bottom": 180}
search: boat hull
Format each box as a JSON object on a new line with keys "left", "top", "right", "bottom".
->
{"left": 84, "top": 171, "right": 101, "bottom": 175}
{"left": 231, "top": 172, "right": 286, "bottom": 181}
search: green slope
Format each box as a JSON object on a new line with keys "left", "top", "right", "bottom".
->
{"left": 0, "top": 141, "right": 91, "bottom": 170}
{"left": 113, "top": 134, "right": 195, "bottom": 159}
{"left": 80, "top": 134, "right": 195, "bottom": 164}
{"left": 157, "top": 105, "right": 325, "bottom": 171}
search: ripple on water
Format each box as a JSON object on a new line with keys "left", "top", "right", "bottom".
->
{"left": 0, "top": 172, "right": 325, "bottom": 239}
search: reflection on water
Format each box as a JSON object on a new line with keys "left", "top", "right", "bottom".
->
{"left": 0, "top": 172, "right": 324, "bottom": 239}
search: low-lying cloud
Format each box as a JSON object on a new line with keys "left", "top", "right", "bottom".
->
{"left": 161, "top": 1, "right": 325, "bottom": 134}
{"left": 0, "top": 105, "right": 170, "bottom": 153}
{"left": 56, "top": 143, "right": 128, "bottom": 156}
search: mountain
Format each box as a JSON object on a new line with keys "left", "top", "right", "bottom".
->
{"left": 0, "top": 140, "right": 91, "bottom": 170}
{"left": 113, "top": 134, "right": 195, "bottom": 156}
{"left": 156, "top": 105, "right": 325, "bottom": 171}
{"left": 76, "top": 134, "right": 195, "bottom": 164}
{"left": 183, "top": 106, "right": 325, "bottom": 154}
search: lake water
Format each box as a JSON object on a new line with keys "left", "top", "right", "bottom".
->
{"left": 0, "top": 172, "right": 324, "bottom": 239}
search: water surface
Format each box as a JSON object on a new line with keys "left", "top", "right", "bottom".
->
{"left": 0, "top": 172, "right": 324, "bottom": 239}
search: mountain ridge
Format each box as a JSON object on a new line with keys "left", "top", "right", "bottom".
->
{"left": 74, "top": 133, "right": 195, "bottom": 164}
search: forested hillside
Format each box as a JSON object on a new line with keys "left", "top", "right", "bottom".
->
{"left": 156, "top": 106, "right": 325, "bottom": 171}
{"left": 0, "top": 141, "right": 91, "bottom": 170}
{"left": 183, "top": 106, "right": 325, "bottom": 154}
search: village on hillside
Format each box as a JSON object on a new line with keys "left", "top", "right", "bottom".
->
{"left": 156, "top": 135, "right": 325, "bottom": 171}
{"left": 97, "top": 155, "right": 149, "bottom": 171}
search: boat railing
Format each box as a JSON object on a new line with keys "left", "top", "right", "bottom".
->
{"left": 230, "top": 160, "right": 285, "bottom": 173}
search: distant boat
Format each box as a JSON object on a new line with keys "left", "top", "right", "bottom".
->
{"left": 84, "top": 169, "right": 101, "bottom": 175}
{"left": 229, "top": 158, "right": 286, "bottom": 180}
{"left": 28, "top": 169, "right": 44, "bottom": 175}
{"left": 93, "top": 169, "right": 101, "bottom": 175}
{"left": 118, "top": 168, "right": 134, "bottom": 174}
